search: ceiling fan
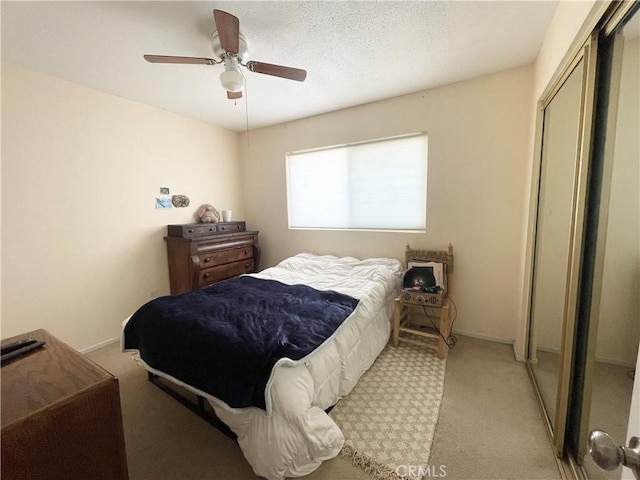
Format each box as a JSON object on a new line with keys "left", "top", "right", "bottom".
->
{"left": 144, "top": 9, "right": 307, "bottom": 100}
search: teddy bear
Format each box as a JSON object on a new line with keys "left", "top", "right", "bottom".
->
{"left": 195, "top": 204, "right": 220, "bottom": 223}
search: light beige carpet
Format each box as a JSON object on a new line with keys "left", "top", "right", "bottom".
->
{"left": 86, "top": 335, "right": 562, "bottom": 480}
{"left": 330, "top": 339, "right": 446, "bottom": 480}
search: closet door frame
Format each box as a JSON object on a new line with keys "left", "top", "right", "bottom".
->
{"left": 526, "top": 34, "right": 599, "bottom": 458}
{"left": 524, "top": 0, "right": 639, "bottom": 469}
{"left": 571, "top": 0, "right": 640, "bottom": 466}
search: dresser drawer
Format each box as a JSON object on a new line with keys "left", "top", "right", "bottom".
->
{"left": 166, "top": 225, "right": 260, "bottom": 294}
{"left": 198, "top": 259, "right": 255, "bottom": 286}
{"left": 196, "top": 236, "right": 255, "bottom": 255}
{"left": 168, "top": 222, "right": 246, "bottom": 238}
{"left": 168, "top": 224, "right": 218, "bottom": 238}
{"left": 217, "top": 222, "right": 246, "bottom": 234}
{"left": 198, "top": 246, "right": 253, "bottom": 268}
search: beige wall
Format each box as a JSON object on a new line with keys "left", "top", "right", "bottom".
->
{"left": 0, "top": 0, "right": 611, "bottom": 353}
{"left": 1, "top": 64, "right": 242, "bottom": 351}
{"left": 240, "top": 66, "right": 533, "bottom": 343}
{"left": 533, "top": 0, "right": 598, "bottom": 101}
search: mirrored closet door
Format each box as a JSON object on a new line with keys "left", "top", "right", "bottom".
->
{"left": 573, "top": 4, "right": 640, "bottom": 478}
{"left": 526, "top": 1, "right": 640, "bottom": 477}
{"left": 527, "top": 39, "right": 597, "bottom": 456}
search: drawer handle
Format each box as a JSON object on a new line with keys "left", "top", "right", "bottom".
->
{"left": 244, "top": 249, "right": 249, "bottom": 255}
{"left": 207, "top": 227, "right": 215, "bottom": 232}
{"left": 187, "top": 229, "right": 194, "bottom": 233}
{"left": 204, "top": 257, "right": 211, "bottom": 263}
{"left": 236, "top": 225, "right": 242, "bottom": 230}
{"left": 245, "top": 263, "right": 250, "bottom": 269}
{"left": 203, "top": 273, "right": 210, "bottom": 279}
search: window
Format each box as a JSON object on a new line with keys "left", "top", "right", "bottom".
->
{"left": 286, "top": 133, "right": 427, "bottom": 231}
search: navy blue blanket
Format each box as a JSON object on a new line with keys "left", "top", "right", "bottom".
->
{"left": 123, "top": 276, "right": 359, "bottom": 410}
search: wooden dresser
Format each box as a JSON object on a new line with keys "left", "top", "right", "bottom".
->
{"left": 1, "top": 329, "right": 128, "bottom": 480}
{"left": 165, "top": 221, "right": 260, "bottom": 294}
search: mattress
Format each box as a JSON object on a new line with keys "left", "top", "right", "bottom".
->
{"left": 124, "top": 252, "right": 403, "bottom": 479}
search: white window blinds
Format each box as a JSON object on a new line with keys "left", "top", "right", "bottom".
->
{"left": 286, "top": 133, "right": 427, "bottom": 231}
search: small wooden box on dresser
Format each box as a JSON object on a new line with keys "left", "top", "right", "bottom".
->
{"left": 165, "top": 221, "right": 260, "bottom": 294}
{"left": 1, "top": 329, "right": 128, "bottom": 480}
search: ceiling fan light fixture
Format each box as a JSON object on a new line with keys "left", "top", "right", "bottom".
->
{"left": 220, "top": 68, "right": 244, "bottom": 93}
{"left": 145, "top": 9, "right": 306, "bottom": 99}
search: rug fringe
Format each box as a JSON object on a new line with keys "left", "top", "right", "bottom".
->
{"left": 341, "top": 443, "right": 423, "bottom": 480}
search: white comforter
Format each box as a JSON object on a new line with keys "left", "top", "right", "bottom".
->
{"left": 132, "top": 252, "right": 403, "bottom": 479}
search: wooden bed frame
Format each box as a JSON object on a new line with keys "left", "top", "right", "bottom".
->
{"left": 147, "top": 370, "right": 336, "bottom": 441}
{"left": 147, "top": 372, "right": 237, "bottom": 440}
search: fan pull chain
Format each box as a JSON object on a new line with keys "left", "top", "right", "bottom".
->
{"left": 240, "top": 69, "right": 250, "bottom": 146}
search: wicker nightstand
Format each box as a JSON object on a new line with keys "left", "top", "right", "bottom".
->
{"left": 392, "top": 294, "right": 452, "bottom": 359}
{"left": 391, "top": 243, "right": 454, "bottom": 360}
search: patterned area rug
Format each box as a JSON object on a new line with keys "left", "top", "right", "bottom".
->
{"left": 330, "top": 339, "right": 446, "bottom": 480}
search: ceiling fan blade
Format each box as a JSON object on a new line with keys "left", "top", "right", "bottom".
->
{"left": 227, "top": 91, "right": 242, "bottom": 100}
{"left": 246, "top": 61, "right": 307, "bottom": 82}
{"left": 213, "top": 9, "right": 240, "bottom": 55}
{"left": 144, "top": 55, "right": 216, "bottom": 65}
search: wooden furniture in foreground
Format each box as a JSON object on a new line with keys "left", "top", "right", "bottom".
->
{"left": 392, "top": 243, "right": 454, "bottom": 359}
{"left": 1, "top": 329, "right": 128, "bottom": 480}
{"left": 165, "top": 221, "right": 261, "bottom": 294}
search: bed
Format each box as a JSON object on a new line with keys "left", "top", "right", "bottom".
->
{"left": 122, "top": 252, "right": 403, "bottom": 479}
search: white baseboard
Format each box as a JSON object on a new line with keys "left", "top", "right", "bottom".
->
{"left": 512, "top": 343, "right": 526, "bottom": 363}
{"left": 593, "top": 356, "right": 636, "bottom": 369}
{"left": 451, "top": 329, "right": 528, "bottom": 363}
{"left": 452, "top": 328, "right": 512, "bottom": 345}
{"left": 535, "top": 345, "right": 561, "bottom": 355}
{"left": 80, "top": 336, "right": 120, "bottom": 354}
{"left": 530, "top": 345, "right": 635, "bottom": 368}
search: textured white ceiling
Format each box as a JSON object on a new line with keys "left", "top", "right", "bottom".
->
{"left": 2, "top": 1, "right": 558, "bottom": 132}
